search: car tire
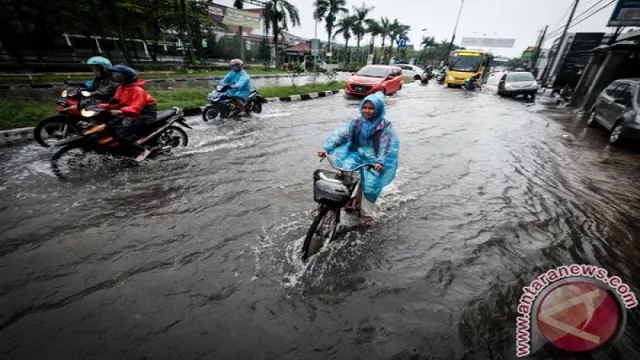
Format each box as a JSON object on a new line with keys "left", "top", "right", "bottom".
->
{"left": 587, "top": 109, "right": 597, "bottom": 127}
{"left": 609, "top": 122, "right": 624, "bottom": 145}
{"left": 382, "top": 87, "right": 387, "bottom": 96}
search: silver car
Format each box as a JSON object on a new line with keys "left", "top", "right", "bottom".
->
{"left": 497, "top": 72, "right": 539, "bottom": 99}
{"left": 588, "top": 78, "right": 640, "bottom": 145}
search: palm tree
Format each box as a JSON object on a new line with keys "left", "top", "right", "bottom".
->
{"left": 378, "top": 17, "right": 391, "bottom": 64}
{"left": 351, "top": 3, "right": 374, "bottom": 59}
{"left": 314, "top": 0, "right": 347, "bottom": 55}
{"left": 333, "top": 15, "right": 357, "bottom": 63}
{"left": 421, "top": 36, "right": 436, "bottom": 49}
{"left": 263, "top": 0, "right": 301, "bottom": 68}
{"left": 365, "top": 19, "right": 381, "bottom": 63}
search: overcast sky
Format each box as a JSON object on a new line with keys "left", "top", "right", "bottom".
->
{"left": 216, "top": 0, "right": 623, "bottom": 58}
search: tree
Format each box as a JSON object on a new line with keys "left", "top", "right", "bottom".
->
{"left": 333, "top": 14, "right": 356, "bottom": 63}
{"left": 365, "top": 18, "right": 381, "bottom": 62}
{"left": 314, "top": 0, "right": 347, "bottom": 55}
{"left": 378, "top": 17, "right": 391, "bottom": 64}
{"left": 263, "top": 0, "right": 300, "bottom": 68}
{"left": 351, "top": 3, "right": 374, "bottom": 60}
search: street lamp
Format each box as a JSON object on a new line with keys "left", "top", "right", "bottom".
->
{"left": 417, "top": 29, "right": 429, "bottom": 66}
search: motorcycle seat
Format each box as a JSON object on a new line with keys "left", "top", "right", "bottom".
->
{"left": 154, "top": 109, "right": 177, "bottom": 123}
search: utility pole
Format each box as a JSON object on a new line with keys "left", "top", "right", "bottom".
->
{"left": 545, "top": 0, "right": 579, "bottom": 84}
{"left": 531, "top": 25, "right": 547, "bottom": 76}
{"left": 445, "top": 0, "right": 465, "bottom": 63}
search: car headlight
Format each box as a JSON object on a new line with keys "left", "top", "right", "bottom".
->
{"left": 505, "top": 84, "right": 513, "bottom": 90}
{"left": 447, "top": 75, "right": 453, "bottom": 80}
{"left": 81, "top": 109, "right": 97, "bottom": 117}
{"left": 61, "top": 90, "right": 68, "bottom": 97}
{"left": 636, "top": 113, "right": 640, "bottom": 123}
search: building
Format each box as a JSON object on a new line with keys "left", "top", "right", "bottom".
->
{"left": 569, "top": 29, "right": 640, "bottom": 110}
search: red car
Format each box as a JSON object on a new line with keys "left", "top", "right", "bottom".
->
{"left": 345, "top": 65, "right": 404, "bottom": 96}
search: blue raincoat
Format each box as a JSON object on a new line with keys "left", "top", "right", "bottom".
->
{"left": 220, "top": 69, "right": 251, "bottom": 100}
{"left": 322, "top": 92, "right": 400, "bottom": 203}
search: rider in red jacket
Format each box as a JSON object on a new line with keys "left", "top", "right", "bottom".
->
{"left": 99, "top": 65, "right": 157, "bottom": 161}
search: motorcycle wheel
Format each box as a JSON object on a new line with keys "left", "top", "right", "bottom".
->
{"left": 51, "top": 145, "right": 105, "bottom": 181}
{"left": 250, "top": 101, "right": 263, "bottom": 114}
{"left": 34, "top": 115, "right": 80, "bottom": 148}
{"left": 202, "top": 105, "right": 220, "bottom": 123}
{"left": 158, "top": 126, "right": 188, "bottom": 148}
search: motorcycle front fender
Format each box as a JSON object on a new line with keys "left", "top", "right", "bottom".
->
{"left": 177, "top": 117, "right": 192, "bottom": 129}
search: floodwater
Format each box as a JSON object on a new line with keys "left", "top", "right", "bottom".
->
{"left": 2, "top": 83, "right": 640, "bottom": 359}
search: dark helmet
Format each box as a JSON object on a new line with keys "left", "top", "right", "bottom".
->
{"left": 108, "top": 65, "right": 137, "bottom": 82}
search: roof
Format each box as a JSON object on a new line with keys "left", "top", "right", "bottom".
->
{"left": 286, "top": 43, "right": 310, "bottom": 52}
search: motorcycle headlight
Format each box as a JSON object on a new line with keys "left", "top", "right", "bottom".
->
{"left": 61, "top": 90, "right": 68, "bottom": 98}
{"left": 81, "top": 109, "right": 97, "bottom": 117}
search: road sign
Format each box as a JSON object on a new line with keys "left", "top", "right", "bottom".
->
{"left": 310, "top": 39, "right": 320, "bottom": 57}
{"left": 201, "top": 39, "right": 208, "bottom": 48}
{"left": 398, "top": 37, "right": 408, "bottom": 48}
{"left": 608, "top": 0, "right": 640, "bottom": 26}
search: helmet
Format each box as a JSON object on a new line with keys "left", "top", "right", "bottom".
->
{"left": 229, "top": 58, "right": 244, "bottom": 70}
{"left": 86, "top": 56, "right": 112, "bottom": 69}
{"left": 107, "top": 65, "right": 137, "bottom": 82}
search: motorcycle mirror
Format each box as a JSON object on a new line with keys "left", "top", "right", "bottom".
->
{"left": 81, "top": 91, "right": 92, "bottom": 97}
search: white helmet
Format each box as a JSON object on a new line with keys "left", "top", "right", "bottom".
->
{"left": 229, "top": 58, "right": 244, "bottom": 70}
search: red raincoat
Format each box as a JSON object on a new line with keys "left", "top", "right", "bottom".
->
{"left": 99, "top": 79, "right": 157, "bottom": 119}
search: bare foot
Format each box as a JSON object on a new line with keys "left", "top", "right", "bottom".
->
{"left": 362, "top": 216, "right": 373, "bottom": 226}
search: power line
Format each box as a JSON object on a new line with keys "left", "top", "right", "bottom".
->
{"left": 547, "top": 0, "right": 615, "bottom": 38}
{"left": 547, "top": 0, "right": 603, "bottom": 37}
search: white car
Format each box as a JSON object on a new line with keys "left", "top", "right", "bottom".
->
{"left": 396, "top": 64, "right": 425, "bottom": 80}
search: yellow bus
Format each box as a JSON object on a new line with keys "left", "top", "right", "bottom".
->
{"left": 445, "top": 50, "right": 494, "bottom": 87}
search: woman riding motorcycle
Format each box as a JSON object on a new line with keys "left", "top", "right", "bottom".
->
{"left": 464, "top": 72, "right": 482, "bottom": 90}
{"left": 219, "top": 59, "right": 251, "bottom": 116}
{"left": 98, "top": 65, "right": 158, "bottom": 162}
{"left": 317, "top": 91, "right": 400, "bottom": 224}
{"left": 85, "top": 56, "right": 119, "bottom": 101}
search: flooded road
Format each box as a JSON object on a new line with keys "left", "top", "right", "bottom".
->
{"left": 2, "top": 84, "right": 640, "bottom": 359}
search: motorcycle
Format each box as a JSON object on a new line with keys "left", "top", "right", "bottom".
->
{"left": 50, "top": 106, "right": 192, "bottom": 180}
{"left": 202, "top": 84, "right": 267, "bottom": 123}
{"left": 419, "top": 71, "right": 430, "bottom": 85}
{"left": 463, "top": 77, "right": 482, "bottom": 91}
{"left": 436, "top": 71, "right": 446, "bottom": 84}
{"left": 33, "top": 82, "right": 101, "bottom": 148}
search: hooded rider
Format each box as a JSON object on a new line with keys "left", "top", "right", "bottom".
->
{"left": 220, "top": 59, "right": 251, "bottom": 117}
{"left": 318, "top": 91, "right": 400, "bottom": 224}
{"left": 85, "top": 56, "right": 119, "bottom": 101}
{"left": 98, "top": 65, "right": 157, "bottom": 162}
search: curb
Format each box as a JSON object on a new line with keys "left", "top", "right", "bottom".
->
{"left": 0, "top": 89, "right": 343, "bottom": 147}
{"left": 0, "top": 127, "right": 34, "bottom": 147}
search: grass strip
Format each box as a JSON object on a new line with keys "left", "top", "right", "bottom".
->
{"left": 0, "top": 81, "right": 346, "bottom": 130}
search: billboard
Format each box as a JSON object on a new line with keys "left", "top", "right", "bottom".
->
{"left": 208, "top": 3, "right": 261, "bottom": 30}
{"left": 608, "top": 0, "right": 640, "bottom": 26}
{"left": 522, "top": 46, "right": 536, "bottom": 58}
{"left": 461, "top": 37, "right": 516, "bottom": 48}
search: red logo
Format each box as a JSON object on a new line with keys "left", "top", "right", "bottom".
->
{"left": 536, "top": 281, "right": 621, "bottom": 352}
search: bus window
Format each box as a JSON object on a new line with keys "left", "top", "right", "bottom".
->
{"left": 450, "top": 53, "right": 483, "bottom": 72}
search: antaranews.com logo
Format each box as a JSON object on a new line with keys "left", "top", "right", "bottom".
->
{"left": 516, "top": 264, "right": 637, "bottom": 357}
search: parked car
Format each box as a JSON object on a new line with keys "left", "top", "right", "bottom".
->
{"left": 345, "top": 65, "right": 404, "bottom": 96}
{"left": 588, "top": 78, "right": 640, "bottom": 145}
{"left": 395, "top": 64, "right": 425, "bottom": 80}
{"left": 497, "top": 72, "right": 539, "bottom": 99}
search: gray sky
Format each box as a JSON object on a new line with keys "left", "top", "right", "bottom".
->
{"left": 217, "top": 0, "right": 623, "bottom": 58}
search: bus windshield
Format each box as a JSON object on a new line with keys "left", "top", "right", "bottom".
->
{"left": 450, "top": 54, "right": 483, "bottom": 72}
